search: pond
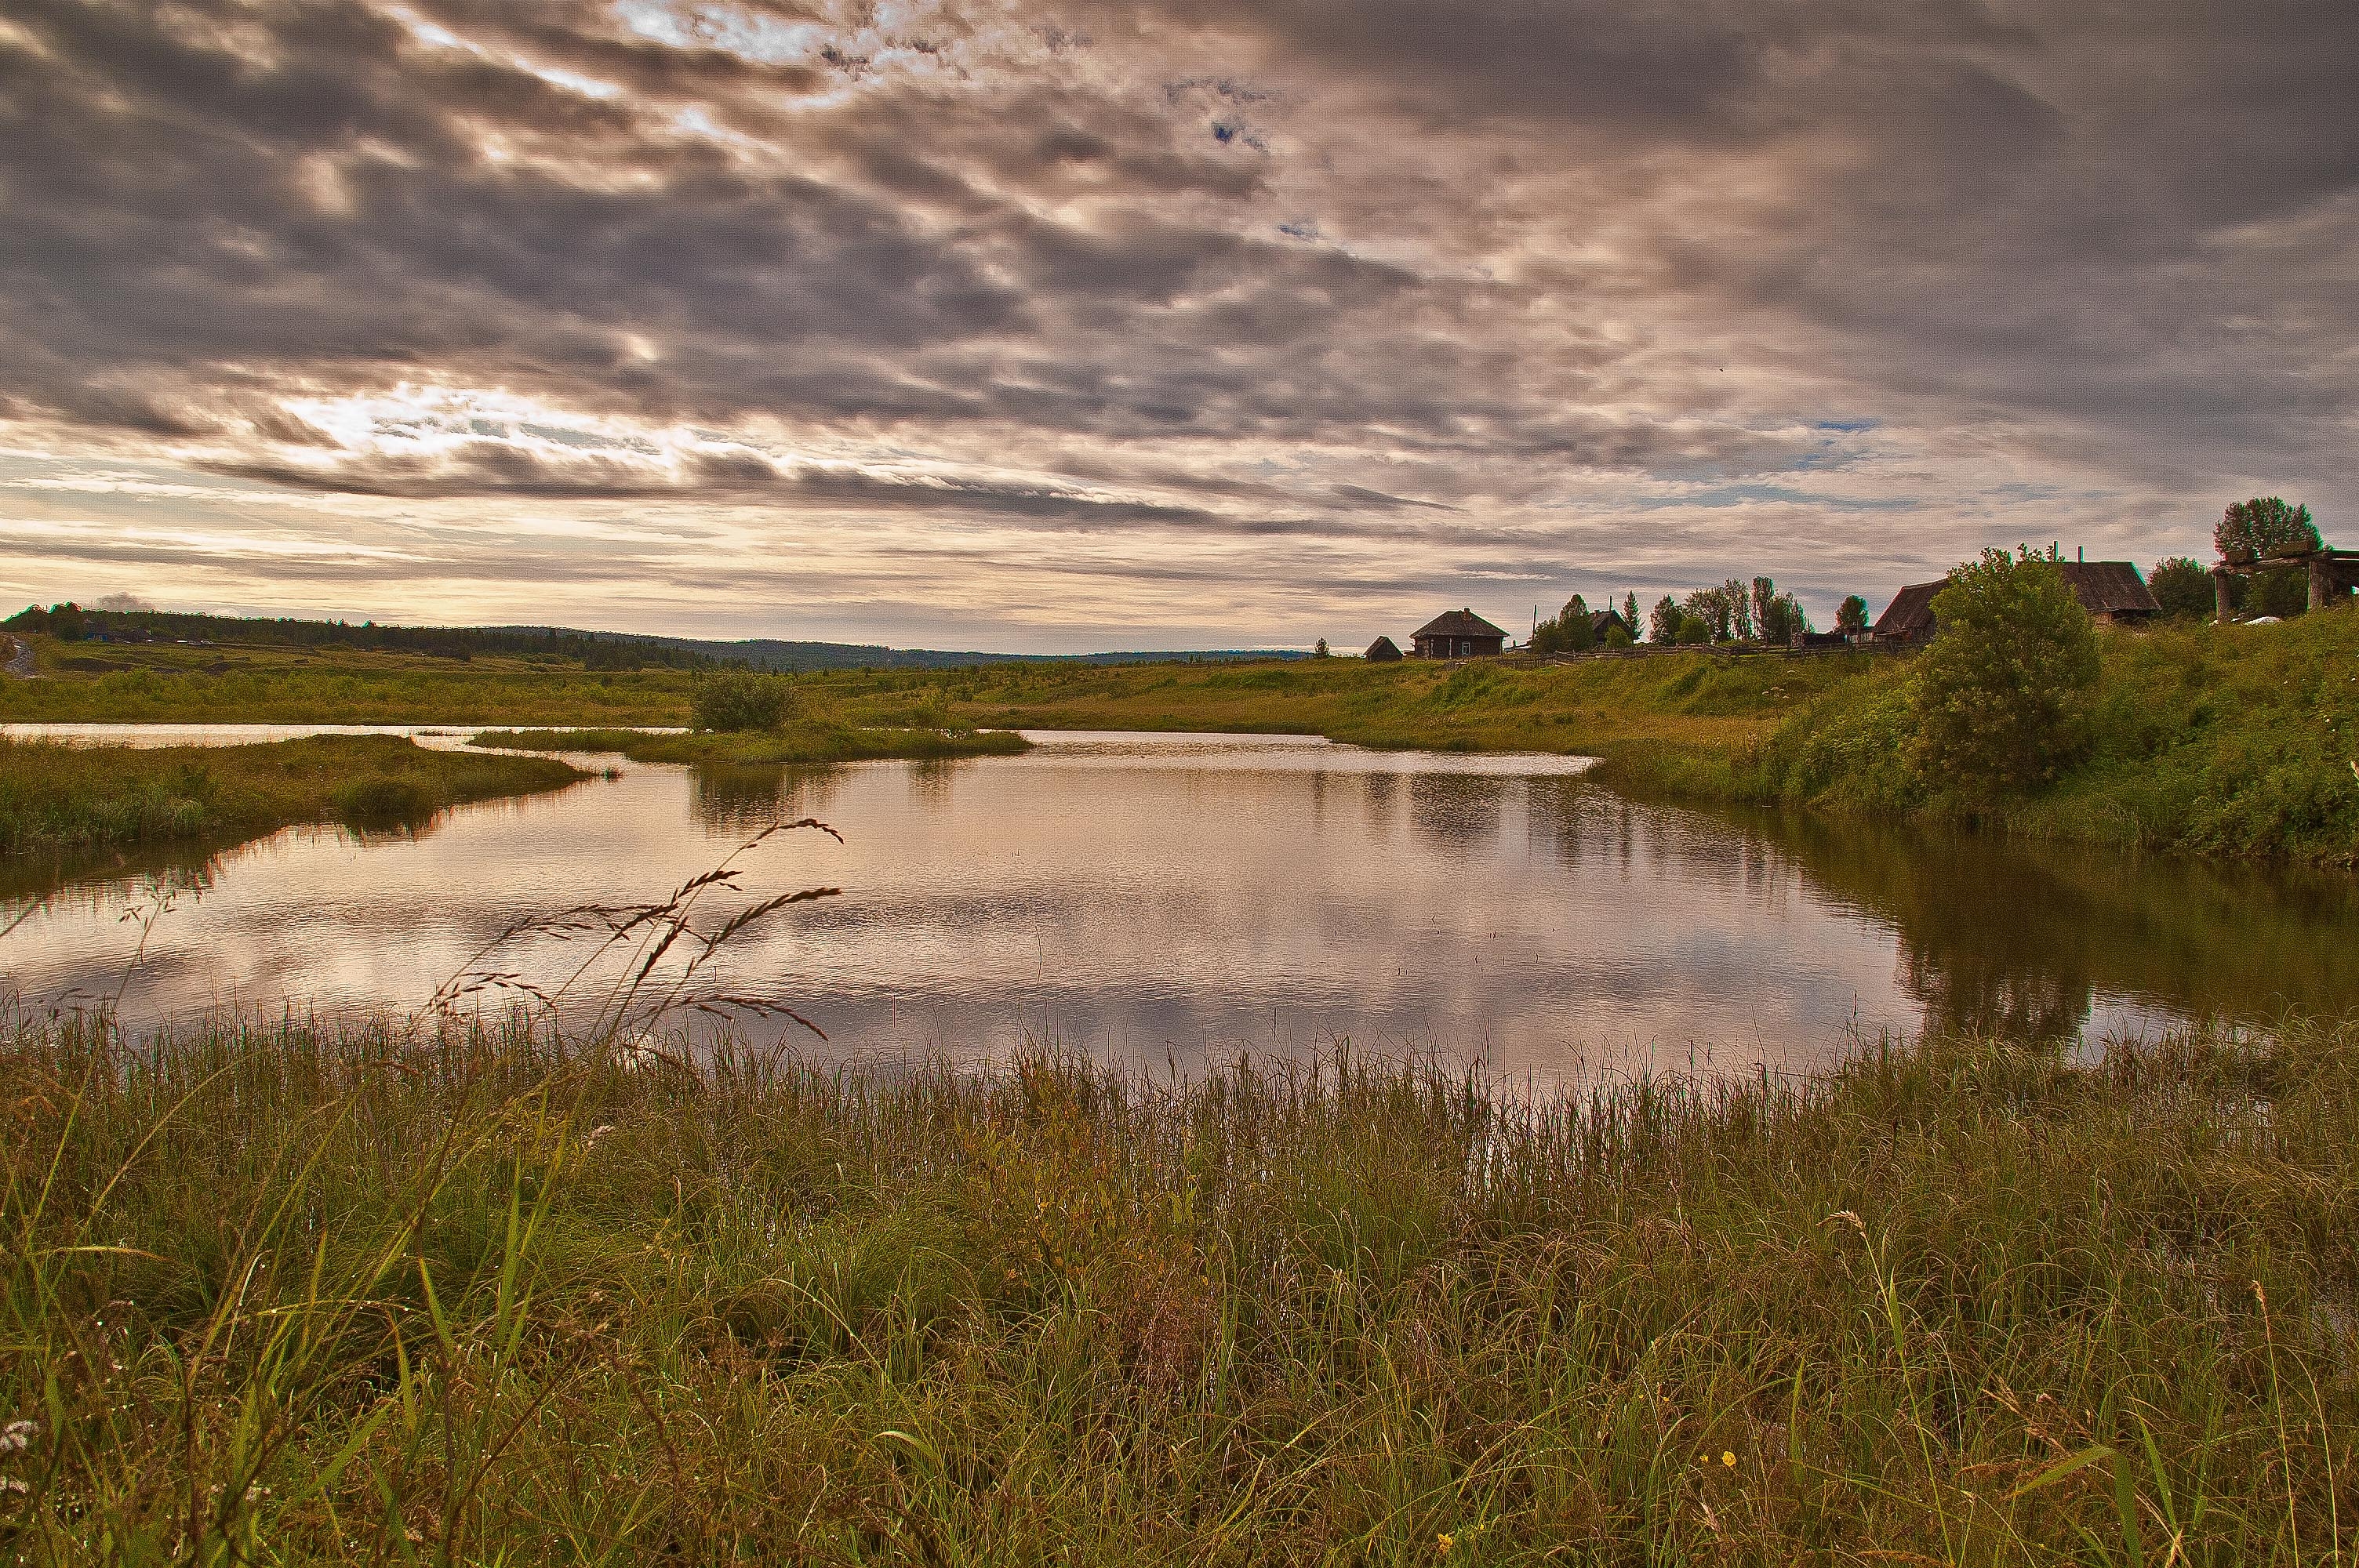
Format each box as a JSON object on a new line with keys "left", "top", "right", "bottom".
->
{"left": 5, "top": 728, "right": 2354, "bottom": 1081}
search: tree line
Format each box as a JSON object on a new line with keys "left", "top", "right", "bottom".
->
{"left": 1, "top": 604, "right": 725, "bottom": 670}
{"left": 1528, "top": 576, "right": 1868, "bottom": 652}
{"left": 1536, "top": 493, "right": 2328, "bottom": 657}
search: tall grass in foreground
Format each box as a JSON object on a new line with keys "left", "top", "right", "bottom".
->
{"left": 2, "top": 1018, "right": 2353, "bottom": 1563}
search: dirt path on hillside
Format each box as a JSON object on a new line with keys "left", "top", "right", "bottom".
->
{"left": 2, "top": 634, "right": 36, "bottom": 677}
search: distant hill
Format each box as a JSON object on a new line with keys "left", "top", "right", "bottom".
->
{"left": 2, "top": 603, "right": 1303, "bottom": 671}
{"left": 591, "top": 633, "right": 1306, "bottom": 673}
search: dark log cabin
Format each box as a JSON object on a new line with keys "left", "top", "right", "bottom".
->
{"left": 1409, "top": 609, "right": 1507, "bottom": 659}
{"left": 1870, "top": 561, "right": 2161, "bottom": 645}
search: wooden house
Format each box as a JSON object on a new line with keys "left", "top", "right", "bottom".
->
{"left": 1365, "top": 635, "right": 1404, "bottom": 662}
{"left": 1871, "top": 561, "right": 2161, "bottom": 644}
{"left": 1870, "top": 582, "right": 1943, "bottom": 645}
{"left": 1409, "top": 609, "right": 1507, "bottom": 659}
{"left": 2055, "top": 561, "right": 2161, "bottom": 626}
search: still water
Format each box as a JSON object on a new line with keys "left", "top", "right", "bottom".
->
{"left": 6, "top": 728, "right": 2356, "bottom": 1080}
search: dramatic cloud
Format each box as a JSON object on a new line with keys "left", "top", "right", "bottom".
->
{"left": 0, "top": 0, "right": 2350, "bottom": 648}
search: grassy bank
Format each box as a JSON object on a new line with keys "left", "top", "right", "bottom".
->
{"left": 844, "top": 651, "right": 1863, "bottom": 758}
{"left": 471, "top": 724, "right": 1030, "bottom": 765}
{"left": 0, "top": 637, "right": 694, "bottom": 726}
{"left": 0, "top": 735, "right": 585, "bottom": 858}
{"left": 1633, "top": 610, "right": 2359, "bottom": 865}
{"left": 2, "top": 1017, "right": 2351, "bottom": 1561}
{"left": 0, "top": 630, "right": 1859, "bottom": 755}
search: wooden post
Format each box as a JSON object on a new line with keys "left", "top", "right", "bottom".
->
{"left": 2212, "top": 564, "right": 2235, "bottom": 625}
{"left": 2310, "top": 553, "right": 2332, "bottom": 613}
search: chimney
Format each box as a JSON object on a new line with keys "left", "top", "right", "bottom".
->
{"left": 2078, "top": 546, "right": 2085, "bottom": 563}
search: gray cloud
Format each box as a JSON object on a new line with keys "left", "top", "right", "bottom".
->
{"left": 0, "top": 0, "right": 2350, "bottom": 647}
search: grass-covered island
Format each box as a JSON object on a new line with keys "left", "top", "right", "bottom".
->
{"left": 2, "top": 1016, "right": 2350, "bottom": 1560}
{"left": 0, "top": 735, "right": 585, "bottom": 859}
{"left": 470, "top": 724, "right": 1030, "bottom": 766}
{"left": 471, "top": 669, "right": 1030, "bottom": 764}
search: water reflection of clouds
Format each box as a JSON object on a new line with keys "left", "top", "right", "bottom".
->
{"left": 6, "top": 730, "right": 2354, "bottom": 1082}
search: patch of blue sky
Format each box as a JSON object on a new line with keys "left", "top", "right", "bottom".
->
{"left": 518, "top": 423, "right": 634, "bottom": 451}
{"left": 1812, "top": 419, "right": 1878, "bottom": 433}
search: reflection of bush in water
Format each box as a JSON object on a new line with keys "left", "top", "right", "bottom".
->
{"left": 1405, "top": 773, "right": 1507, "bottom": 850}
{"left": 1516, "top": 785, "right": 2359, "bottom": 1037}
{"left": 1732, "top": 806, "right": 2359, "bottom": 1034}
{"left": 690, "top": 764, "right": 845, "bottom": 833}
{"left": 333, "top": 775, "right": 435, "bottom": 826}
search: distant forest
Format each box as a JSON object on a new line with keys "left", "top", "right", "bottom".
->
{"left": 2, "top": 603, "right": 1302, "bottom": 673}
{"left": 4, "top": 604, "right": 717, "bottom": 670}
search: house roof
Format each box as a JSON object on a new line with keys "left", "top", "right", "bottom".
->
{"left": 2056, "top": 561, "right": 2160, "bottom": 615}
{"left": 1587, "top": 609, "right": 1629, "bottom": 633}
{"left": 1874, "top": 582, "right": 1943, "bottom": 636}
{"left": 1365, "top": 635, "right": 1402, "bottom": 659}
{"left": 1877, "top": 563, "right": 2161, "bottom": 637}
{"left": 1411, "top": 608, "right": 1507, "bottom": 640}
{"left": 1876, "top": 559, "right": 2159, "bottom": 636}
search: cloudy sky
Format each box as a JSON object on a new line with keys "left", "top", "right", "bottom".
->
{"left": 1, "top": 0, "right": 2350, "bottom": 651}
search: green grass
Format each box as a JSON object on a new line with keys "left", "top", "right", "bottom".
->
{"left": 848, "top": 650, "right": 1864, "bottom": 759}
{"left": 470, "top": 725, "right": 1031, "bottom": 765}
{"left": 0, "top": 735, "right": 586, "bottom": 859}
{"left": 0, "top": 637, "right": 695, "bottom": 726}
{"left": 2, "top": 1015, "right": 2352, "bottom": 1561}
{"left": 1632, "top": 609, "right": 2359, "bottom": 865}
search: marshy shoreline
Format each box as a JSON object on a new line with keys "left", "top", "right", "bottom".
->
{"left": 2, "top": 1011, "right": 2351, "bottom": 1559}
{"left": 0, "top": 733, "right": 584, "bottom": 862}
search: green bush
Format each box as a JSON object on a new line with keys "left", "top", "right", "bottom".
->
{"left": 2149, "top": 556, "right": 2215, "bottom": 619}
{"left": 690, "top": 670, "right": 797, "bottom": 732}
{"left": 2252, "top": 564, "right": 2309, "bottom": 619}
{"left": 1906, "top": 549, "right": 2099, "bottom": 797}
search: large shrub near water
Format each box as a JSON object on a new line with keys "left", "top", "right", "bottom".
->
{"left": 690, "top": 669, "right": 798, "bottom": 732}
{"left": 1906, "top": 549, "right": 2099, "bottom": 796}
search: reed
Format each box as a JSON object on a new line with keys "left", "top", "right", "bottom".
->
{"left": 3, "top": 1013, "right": 2351, "bottom": 1562}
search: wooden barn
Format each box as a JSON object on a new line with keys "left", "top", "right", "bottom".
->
{"left": 2055, "top": 561, "right": 2161, "bottom": 626}
{"left": 1870, "top": 582, "right": 1943, "bottom": 645}
{"left": 1364, "top": 635, "right": 1404, "bottom": 662}
{"left": 1410, "top": 609, "right": 1507, "bottom": 659}
{"left": 1871, "top": 560, "right": 2161, "bottom": 644}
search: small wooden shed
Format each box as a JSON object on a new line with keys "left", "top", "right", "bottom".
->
{"left": 1365, "top": 635, "right": 1404, "bottom": 662}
